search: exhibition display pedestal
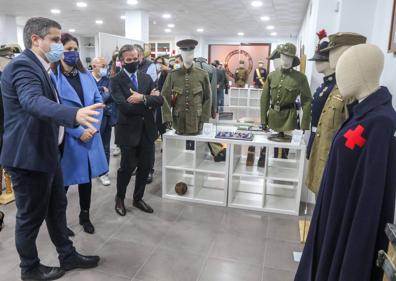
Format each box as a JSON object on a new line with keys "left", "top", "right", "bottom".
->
{"left": 162, "top": 130, "right": 306, "bottom": 215}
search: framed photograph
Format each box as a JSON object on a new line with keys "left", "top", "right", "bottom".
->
{"left": 389, "top": 0, "right": 396, "bottom": 52}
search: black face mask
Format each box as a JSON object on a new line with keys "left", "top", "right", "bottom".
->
{"left": 124, "top": 61, "right": 139, "bottom": 73}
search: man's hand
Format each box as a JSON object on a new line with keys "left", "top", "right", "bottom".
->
{"left": 76, "top": 103, "right": 104, "bottom": 131}
{"left": 127, "top": 91, "right": 144, "bottom": 104}
{"left": 150, "top": 89, "right": 160, "bottom": 96}
{"left": 80, "top": 129, "right": 95, "bottom": 143}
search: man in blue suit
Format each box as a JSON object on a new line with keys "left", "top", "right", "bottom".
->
{"left": 0, "top": 17, "right": 104, "bottom": 281}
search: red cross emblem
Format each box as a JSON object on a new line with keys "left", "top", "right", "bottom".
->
{"left": 343, "top": 125, "right": 367, "bottom": 150}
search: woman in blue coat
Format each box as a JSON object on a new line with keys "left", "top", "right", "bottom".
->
{"left": 51, "top": 33, "right": 108, "bottom": 235}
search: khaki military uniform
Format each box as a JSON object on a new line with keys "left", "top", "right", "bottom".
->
{"left": 305, "top": 86, "right": 349, "bottom": 194}
{"left": 234, "top": 67, "right": 248, "bottom": 88}
{"left": 260, "top": 68, "right": 312, "bottom": 132}
{"left": 162, "top": 66, "right": 212, "bottom": 135}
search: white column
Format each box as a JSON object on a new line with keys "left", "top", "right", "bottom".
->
{"left": 0, "top": 15, "right": 17, "bottom": 45}
{"left": 125, "top": 11, "right": 149, "bottom": 42}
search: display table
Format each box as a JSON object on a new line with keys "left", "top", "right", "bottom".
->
{"left": 162, "top": 129, "right": 306, "bottom": 215}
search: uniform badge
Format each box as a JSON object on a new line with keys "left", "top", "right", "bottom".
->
{"left": 343, "top": 125, "right": 366, "bottom": 150}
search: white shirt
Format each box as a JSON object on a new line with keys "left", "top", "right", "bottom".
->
{"left": 33, "top": 51, "right": 65, "bottom": 145}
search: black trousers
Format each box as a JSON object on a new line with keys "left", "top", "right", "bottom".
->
{"left": 116, "top": 132, "right": 153, "bottom": 201}
{"left": 6, "top": 164, "right": 75, "bottom": 273}
{"left": 65, "top": 182, "right": 92, "bottom": 211}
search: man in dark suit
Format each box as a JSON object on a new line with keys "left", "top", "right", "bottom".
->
{"left": 0, "top": 17, "right": 104, "bottom": 281}
{"left": 111, "top": 44, "right": 163, "bottom": 216}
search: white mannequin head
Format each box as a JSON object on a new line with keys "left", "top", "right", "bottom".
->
{"left": 329, "top": 45, "right": 351, "bottom": 69}
{"left": 181, "top": 50, "right": 194, "bottom": 68}
{"left": 336, "top": 44, "right": 383, "bottom": 100}
{"left": 315, "top": 61, "right": 334, "bottom": 77}
{"left": 280, "top": 54, "right": 293, "bottom": 69}
{"left": 258, "top": 62, "right": 264, "bottom": 68}
{"left": 273, "top": 58, "right": 281, "bottom": 70}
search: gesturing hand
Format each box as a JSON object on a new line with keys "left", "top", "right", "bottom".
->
{"left": 76, "top": 103, "right": 104, "bottom": 131}
{"left": 80, "top": 129, "right": 94, "bottom": 143}
{"left": 127, "top": 92, "right": 144, "bottom": 104}
{"left": 150, "top": 89, "right": 160, "bottom": 96}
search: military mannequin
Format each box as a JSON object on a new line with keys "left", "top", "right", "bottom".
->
{"left": 268, "top": 46, "right": 281, "bottom": 71}
{"left": 253, "top": 60, "right": 268, "bottom": 88}
{"left": 194, "top": 57, "right": 217, "bottom": 118}
{"left": 305, "top": 32, "right": 366, "bottom": 194}
{"left": 234, "top": 60, "right": 248, "bottom": 87}
{"left": 162, "top": 39, "right": 211, "bottom": 135}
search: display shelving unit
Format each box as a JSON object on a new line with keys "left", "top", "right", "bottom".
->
{"left": 223, "top": 87, "right": 262, "bottom": 123}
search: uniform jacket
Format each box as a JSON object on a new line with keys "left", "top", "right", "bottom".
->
{"left": 51, "top": 65, "right": 108, "bottom": 185}
{"left": 110, "top": 70, "right": 163, "bottom": 147}
{"left": 216, "top": 68, "right": 228, "bottom": 94}
{"left": 253, "top": 67, "right": 267, "bottom": 88}
{"left": 194, "top": 58, "right": 217, "bottom": 117}
{"left": 305, "top": 83, "right": 348, "bottom": 194}
{"left": 260, "top": 68, "right": 312, "bottom": 132}
{"left": 162, "top": 66, "right": 211, "bottom": 135}
{"left": 96, "top": 76, "right": 118, "bottom": 126}
{"left": 234, "top": 67, "right": 248, "bottom": 87}
{"left": 0, "top": 49, "right": 78, "bottom": 173}
{"left": 295, "top": 87, "right": 396, "bottom": 281}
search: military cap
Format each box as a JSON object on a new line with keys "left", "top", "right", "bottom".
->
{"left": 175, "top": 182, "right": 188, "bottom": 195}
{"left": 268, "top": 46, "right": 281, "bottom": 60}
{"left": 0, "top": 44, "right": 22, "bottom": 57}
{"left": 308, "top": 41, "right": 330, "bottom": 61}
{"left": 168, "top": 56, "right": 175, "bottom": 63}
{"left": 176, "top": 39, "right": 198, "bottom": 51}
{"left": 279, "top": 43, "right": 300, "bottom": 67}
{"left": 258, "top": 60, "right": 265, "bottom": 64}
{"left": 320, "top": 32, "right": 367, "bottom": 52}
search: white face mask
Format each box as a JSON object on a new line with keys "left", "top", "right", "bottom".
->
{"left": 174, "top": 63, "right": 181, "bottom": 70}
{"left": 181, "top": 50, "right": 194, "bottom": 68}
{"left": 280, "top": 54, "right": 293, "bottom": 69}
{"left": 156, "top": 63, "right": 161, "bottom": 72}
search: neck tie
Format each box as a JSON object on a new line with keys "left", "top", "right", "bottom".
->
{"left": 131, "top": 73, "right": 138, "bottom": 90}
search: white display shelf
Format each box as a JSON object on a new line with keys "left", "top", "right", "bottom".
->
{"left": 233, "top": 158, "right": 265, "bottom": 177}
{"left": 166, "top": 152, "right": 195, "bottom": 170}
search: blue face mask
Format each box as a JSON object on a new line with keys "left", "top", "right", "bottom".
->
{"left": 99, "top": 68, "right": 108, "bottom": 77}
{"left": 63, "top": 51, "right": 80, "bottom": 66}
{"left": 43, "top": 43, "right": 64, "bottom": 63}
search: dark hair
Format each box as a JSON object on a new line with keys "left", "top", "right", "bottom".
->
{"left": 175, "top": 54, "right": 183, "bottom": 62}
{"left": 119, "top": 44, "right": 137, "bottom": 60}
{"left": 133, "top": 44, "right": 144, "bottom": 55}
{"left": 23, "top": 17, "right": 61, "bottom": 49}
{"left": 61, "top": 33, "right": 86, "bottom": 73}
{"left": 154, "top": 56, "right": 166, "bottom": 65}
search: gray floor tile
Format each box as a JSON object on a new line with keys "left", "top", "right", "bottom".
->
{"left": 262, "top": 267, "right": 295, "bottom": 281}
{"left": 266, "top": 215, "right": 300, "bottom": 242}
{"left": 198, "top": 257, "right": 262, "bottom": 281}
{"left": 177, "top": 204, "right": 226, "bottom": 225}
{"left": 134, "top": 248, "right": 205, "bottom": 281}
{"left": 61, "top": 269, "right": 130, "bottom": 281}
{"left": 264, "top": 239, "right": 303, "bottom": 272}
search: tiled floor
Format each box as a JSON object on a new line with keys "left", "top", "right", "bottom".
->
{"left": 0, "top": 143, "right": 303, "bottom": 281}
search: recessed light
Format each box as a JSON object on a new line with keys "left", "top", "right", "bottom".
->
{"left": 260, "top": 16, "right": 270, "bottom": 21}
{"left": 165, "top": 28, "right": 171, "bottom": 33}
{"left": 50, "top": 9, "right": 61, "bottom": 14}
{"left": 168, "top": 23, "right": 175, "bottom": 28}
{"left": 76, "top": 2, "right": 87, "bottom": 8}
{"left": 237, "top": 32, "right": 244, "bottom": 36}
{"left": 153, "top": 20, "right": 157, "bottom": 25}
{"left": 197, "top": 28, "right": 204, "bottom": 32}
{"left": 127, "top": 0, "right": 138, "bottom": 5}
{"left": 251, "top": 1, "right": 263, "bottom": 7}
{"left": 96, "top": 20, "right": 103, "bottom": 24}
{"left": 120, "top": 15, "right": 126, "bottom": 20}
{"left": 162, "top": 14, "right": 172, "bottom": 19}
{"left": 266, "top": 25, "right": 275, "bottom": 30}
{"left": 270, "top": 32, "right": 277, "bottom": 36}
{"left": 69, "top": 29, "right": 76, "bottom": 33}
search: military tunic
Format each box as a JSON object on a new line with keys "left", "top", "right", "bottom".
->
{"left": 260, "top": 68, "right": 312, "bottom": 132}
{"left": 253, "top": 67, "right": 267, "bottom": 88}
{"left": 306, "top": 73, "right": 337, "bottom": 159}
{"left": 305, "top": 85, "right": 348, "bottom": 194}
{"left": 161, "top": 66, "right": 211, "bottom": 135}
{"left": 194, "top": 58, "right": 217, "bottom": 118}
{"left": 234, "top": 67, "right": 248, "bottom": 88}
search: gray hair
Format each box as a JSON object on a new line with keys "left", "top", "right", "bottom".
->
{"left": 133, "top": 44, "right": 144, "bottom": 55}
{"left": 23, "top": 17, "right": 61, "bottom": 49}
{"left": 118, "top": 44, "right": 137, "bottom": 59}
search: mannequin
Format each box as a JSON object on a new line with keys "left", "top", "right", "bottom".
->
{"left": 194, "top": 57, "right": 217, "bottom": 118}
{"left": 162, "top": 39, "right": 211, "bottom": 135}
{"left": 280, "top": 54, "right": 293, "bottom": 69}
{"left": 253, "top": 60, "right": 267, "bottom": 88}
{"left": 234, "top": 60, "right": 248, "bottom": 87}
{"left": 296, "top": 44, "right": 396, "bottom": 281}
{"left": 329, "top": 45, "right": 350, "bottom": 69}
{"left": 272, "top": 58, "right": 281, "bottom": 71}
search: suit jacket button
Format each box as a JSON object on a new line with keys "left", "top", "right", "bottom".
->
{"left": 142, "top": 117, "right": 145, "bottom": 120}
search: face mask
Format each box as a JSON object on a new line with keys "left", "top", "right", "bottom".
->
{"left": 99, "top": 68, "right": 108, "bottom": 77}
{"left": 174, "top": 63, "right": 181, "bottom": 70}
{"left": 63, "top": 51, "right": 80, "bottom": 66}
{"left": 156, "top": 64, "right": 161, "bottom": 72}
{"left": 124, "top": 61, "right": 139, "bottom": 73}
{"left": 42, "top": 43, "right": 64, "bottom": 63}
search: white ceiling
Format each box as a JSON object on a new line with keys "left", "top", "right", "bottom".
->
{"left": 0, "top": 0, "right": 309, "bottom": 39}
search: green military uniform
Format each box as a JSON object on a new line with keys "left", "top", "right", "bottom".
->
{"left": 260, "top": 43, "right": 312, "bottom": 132}
{"left": 234, "top": 60, "right": 248, "bottom": 88}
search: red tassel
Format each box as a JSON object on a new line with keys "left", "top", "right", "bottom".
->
{"left": 316, "top": 29, "right": 327, "bottom": 41}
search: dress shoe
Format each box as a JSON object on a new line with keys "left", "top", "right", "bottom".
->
{"left": 21, "top": 264, "right": 65, "bottom": 281}
{"left": 115, "top": 196, "right": 126, "bottom": 216}
{"left": 67, "top": 227, "right": 75, "bottom": 237}
{"left": 60, "top": 252, "right": 100, "bottom": 271}
{"left": 79, "top": 210, "right": 95, "bottom": 234}
{"left": 0, "top": 211, "right": 4, "bottom": 231}
{"left": 133, "top": 200, "right": 153, "bottom": 213}
{"left": 146, "top": 172, "right": 153, "bottom": 184}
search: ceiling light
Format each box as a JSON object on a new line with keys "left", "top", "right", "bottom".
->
{"left": 165, "top": 28, "right": 171, "bottom": 33}
{"left": 120, "top": 15, "right": 126, "bottom": 20}
{"left": 50, "top": 9, "right": 61, "bottom": 14}
{"left": 168, "top": 23, "right": 175, "bottom": 28}
{"left": 96, "top": 20, "right": 103, "bottom": 24}
{"left": 153, "top": 20, "right": 157, "bottom": 25}
{"left": 237, "top": 32, "right": 244, "bottom": 36}
{"left": 260, "top": 16, "right": 270, "bottom": 21}
{"left": 266, "top": 25, "right": 275, "bottom": 30}
{"left": 69, "top": 29, "right": 76, "bottom": 33}
{"left": 251, "top": 1, "right": 263, "bottom": 7}
{"left": 76, "top": 2, "right": 87, "bottom": 8}
{"left": 197, "top": 28, "right": 204, "bottom": 32}
{"left": 270, "top": 32, "right": 277, "bottom": 36}
{"left": 127, "top": 0, "right": 138, "bottom": 5}
{"left": 162, "top": 14, "right": 172, "bottom": 19}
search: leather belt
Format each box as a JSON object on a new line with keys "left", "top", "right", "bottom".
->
{"left": 270, "top": 103, "right": 295, "bottom": 112}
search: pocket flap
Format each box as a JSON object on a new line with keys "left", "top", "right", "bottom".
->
{"left": 172, "top": 87, "right": 183, "bottom": 95}
{"left": 192, "top": 86, "right": 203, "bottom": 95}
